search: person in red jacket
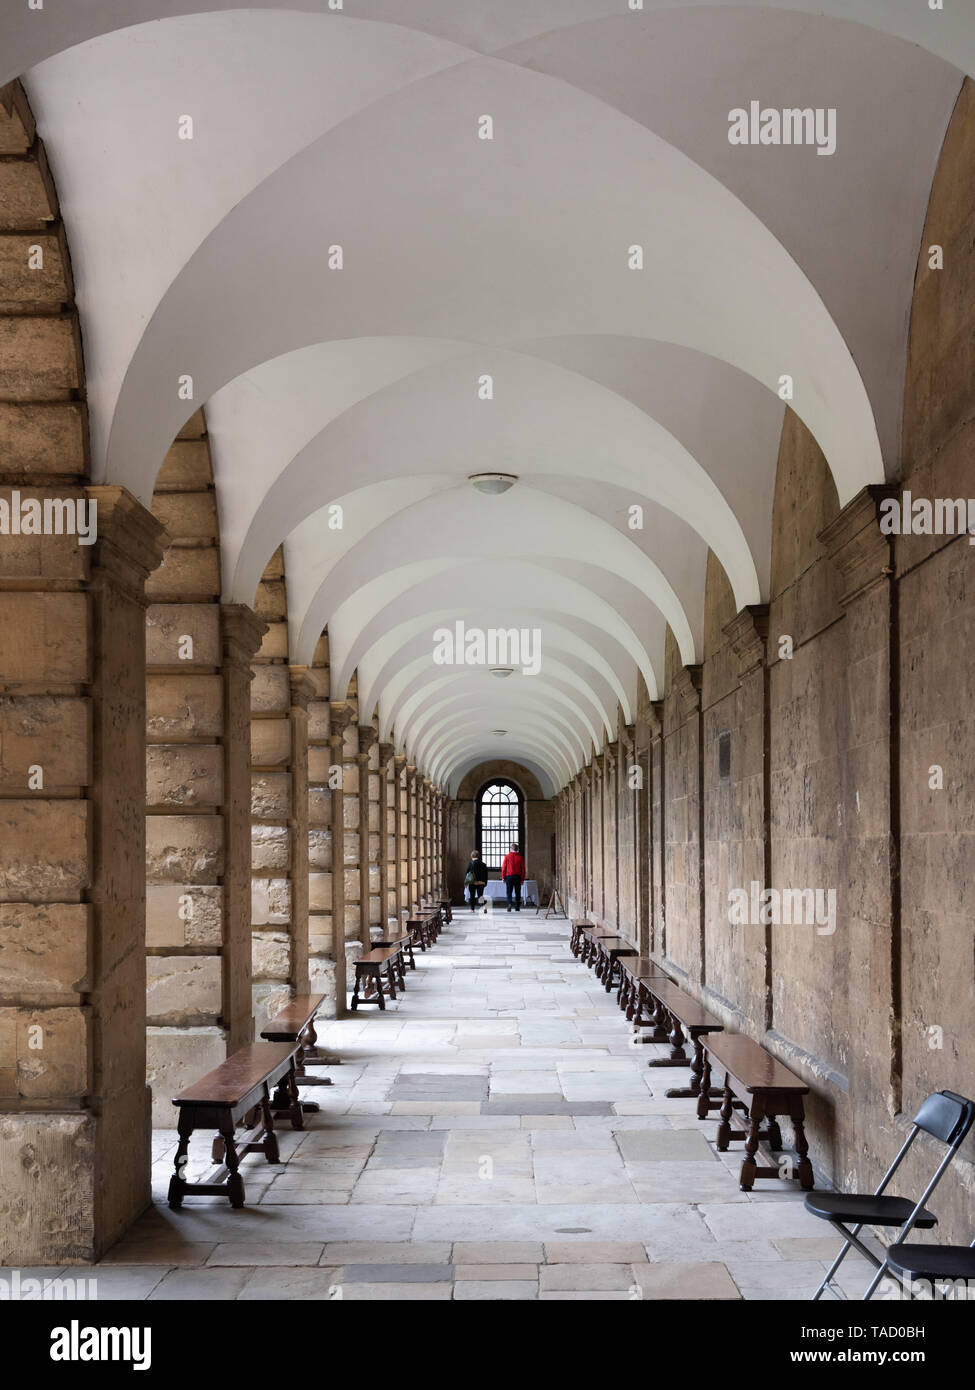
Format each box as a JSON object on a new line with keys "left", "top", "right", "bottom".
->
{"left": 501, "top": 843, "right": 527, "bottom": 912}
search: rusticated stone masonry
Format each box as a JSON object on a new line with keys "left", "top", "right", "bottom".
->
{"left": 0, "top": 82, "right": 167, "bottom": 1262}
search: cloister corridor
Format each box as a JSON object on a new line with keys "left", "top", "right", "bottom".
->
{"left": 37, "top": 908, "right": 876, "bottom": 1302}
{"left": 1, "top": 0, "right": 974, "bottom": 1347}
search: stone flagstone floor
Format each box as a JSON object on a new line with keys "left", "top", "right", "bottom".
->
{"left": 56, "top": 907, "right": 879, "bottom": 1299}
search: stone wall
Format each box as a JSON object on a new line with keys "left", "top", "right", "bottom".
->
{"left": 556, "top": 79, "right": 975, "bottom": 1244}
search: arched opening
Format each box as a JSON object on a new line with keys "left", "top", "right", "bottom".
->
{"left": 474, "top": 778, "right": 525, "bottom": 871}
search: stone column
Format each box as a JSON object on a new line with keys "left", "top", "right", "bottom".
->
{"left": 723, "top": 606, "right": 771, "bottom": 1032}
{"left": 647, "top": 701, "right": 665, "bottom": 960}
{"left": 405, "top": 765, "right": 417, "bottom": 913}
{"left": 0, "top": 488, "right": 167, "bottom": 1264}
{"left": 307, "top": 636, "right": 338, "bottom": 1013}
{"left": 287, "top": 668, "right": 313, "bottom": 998}
{"left": 819, "top": 488, "right": 899, "bottom": 1121}
{"left": 326, "top": 702, "right": 354, "bottom": 1014}
{"left": 357, "top": 725, "right": 378, "bottom": 947}
{"left": 377, "top": 742, "right": 395, "bottom": 924}
{"left": 220, "top": 605, "right": 267, "bottom": 1053}
{"left": 393, "top": 753, "right": 406, "bottom": 921}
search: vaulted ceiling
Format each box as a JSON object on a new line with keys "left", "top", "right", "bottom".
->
{"left": 13, "top": 2, "right": 968, "bottom": 796}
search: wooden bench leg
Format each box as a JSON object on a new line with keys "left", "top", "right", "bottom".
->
{"left": 221, "top": 1125, "right": 246, "bottom": 1209}
{"left": 351, "top": 966, "right": 362, "bottom": 1010}
{"left": 716, "top": 1080, "right": 734, "bottom": 1151}
{"left": 648, "top": 1011, "right": 690, "bottom": 1066}
{"left": 375, "top": 965, "right": 386, "bottom": 1010}
{"left": 793, "top": 1104, "right": 814, "bottom": 1190}
{"left": 739, "top": 1098, "right": 764, "bottom": 1191}
{"left": 260, "top": 1083, "right": 282, "bottom": 1161}
{"left": 168, "top": 1113, "right": 194, "bottom": 1210}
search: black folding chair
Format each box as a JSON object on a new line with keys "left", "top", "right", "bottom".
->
{"left": 884, "top": 1236, "right": 975, "bottom": 1300}
{"left": 805, "top": 1090, "right": 975, "bottom": 1300}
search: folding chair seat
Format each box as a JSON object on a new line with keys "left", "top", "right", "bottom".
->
{"left": 885, "top": 1241, "right": 975, "bottom": 1285}
{"left": 805, "top": 1193, "right": 937, "bottom": 1229}
{"left": 807, "top": 1089, "right": 975, "bottom": 1301}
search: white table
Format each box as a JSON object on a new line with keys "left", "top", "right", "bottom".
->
{"left": 483, "top": 879, "right": 539, "bottom": 906}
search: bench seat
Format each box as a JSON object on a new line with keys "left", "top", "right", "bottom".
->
{"left": 700, "top": 1032, "right": 813, "bottom": 1191}
{"left": 169, "top": 1041, "right": 301, "bottom": 1209}
{"left": 351, "top": 944, "right": 404, "bottom": 1011}
{"left": 260, "top": 992, "right": 333, "bottom": 1109}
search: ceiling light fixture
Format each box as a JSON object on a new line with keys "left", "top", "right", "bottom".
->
{"left": 469, "top": 472, "right": 518, "bottom": 495}
{"left": 491, "top": 729, "right": 508, "bottom": 736}
{"left": 489, "top": 667, "right": 514, "bottom": 678}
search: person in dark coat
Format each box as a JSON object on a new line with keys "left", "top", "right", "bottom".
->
{"left": 464, "top": 850, "right": 489, "bottom": 913}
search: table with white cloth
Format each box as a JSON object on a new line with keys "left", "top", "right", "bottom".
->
{"left": 483, "top": 878, "right": 539, "bottom": 906}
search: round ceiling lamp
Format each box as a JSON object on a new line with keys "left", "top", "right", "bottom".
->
{"left": 489, "top": 667, "right": 514, "bottom": 678}
{"left": 491, "top": 729, "right": 508, "bottom": 736}
{"left": 469, "top": 472, "right": 518, "bottom": 495}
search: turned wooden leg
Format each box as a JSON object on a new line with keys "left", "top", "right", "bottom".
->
{"left": 351, "top": 968, "right": 362, "bottom": 1010}
{"left": 696, "top": 1052, "right": 714, "bottom": 1119}
{"left": 716, "top": 1081, "right": 734, "bottom": 1151}
{"left": 168, "top": 1114, "right": 193, "bottom": 1209}
{"left": 793, "top": 1105, "right": 814, "bottom": 1190}
{"left": 667, "top": 1014, "right": 688, "bottom": 1062}
{"left": 375, "top": 967, "right": 386, "bottom": 1010}
{"left": 222, "top": 1126, "right": 246, "bottom": 1208}
{"left": 285, "top": 1062, "right": 304, "bottom": 1131}
{"left": 385, "top": 961, "right": 397, "bottom": 1000}
{"left": 740, "top": 1099, "right": 764, "bottom": 1191}
{"left": 766, "top": 1116, "right": 784, "bottom": 1151}
{"left": 261, "top": 1083, "right": 282, "bottom": 1160}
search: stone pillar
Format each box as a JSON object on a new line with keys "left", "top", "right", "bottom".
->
{"left": 249, "top": 558, "right": 299, "bottom": 1025}
{"left": 723, "top": 606, "right": 771, "bottom": 1031}
{"left": 329, "top": 701, "right": 355, "bottom": 1012}
{"left": 393, "top": 753, "right": 406, "bottom": 920}
{"left": 287, "top": 668, "right": 313, "bottom": 997}
{"left": 307, "top": 636, "right": 338, "bottom": 1014}
{"left": 377, "top": 742, "right": 395, "bottom": 923}
{"left": 647, "top": 701, "right": 665, "bottom": 959}
{"left": 219, "top": 606, "right": 267, "bottom": 1054}
{"left": 405, "top": 765, "right": 417, "bottom": 912}
{"left": 819, "top": 488, "right": 899, "bottom": 1120}
{"left": 357, "top": 725, "right": 378, "bottom": 946}
{"left": 0, "top": 487, "right": 167, "bottom": 1264}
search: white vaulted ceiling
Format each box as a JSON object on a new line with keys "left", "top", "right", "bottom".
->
{"left": 12, "top": 2, "right": 967, "bottom": 791}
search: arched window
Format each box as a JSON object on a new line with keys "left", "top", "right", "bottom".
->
{"left": 476, "top": 780, "right": 525, "bottom": 870}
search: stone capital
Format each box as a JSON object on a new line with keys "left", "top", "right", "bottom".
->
{"left": 818, "top": 484, "right": 897, "bottom": 607}
{"left": 377, "top": 741, "right": 396, "bottom": 770}
{"left": 220, "top": 603, "right": 267, "bottom": 669}
{"left": 604, "top": 740, "right": 620, "bottom": 770}
{"left": 88, "top": 485, "right": 169, "bottom": 601}
{"left": 724, "top": 604, "right": 769, "bottom": 676}
{"left": 357, "top": 725, "right": 378, "bottom": 760}
{"left": 673, "top": 665, "right": 703, "bottom": 722}
{"left": 646, "top": 700, "right": 664, "bottom": 742}
{"left": 287, "top": 665, "right": 316, "bottom": 711}
{"left": 328, "top": 700, "right": 355, "bottom": 743}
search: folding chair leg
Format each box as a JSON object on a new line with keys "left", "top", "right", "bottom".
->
{"left": 813, "top": 1225, "right": 865, "bottom": 1300}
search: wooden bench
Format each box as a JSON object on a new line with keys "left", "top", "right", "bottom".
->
{"left": 700, "top": 1032, "right": 814, "bottom": 1192}
{"left": 592, "top": 934, "right": 637, "bottom": 992}
{"left": 573, "top": 924, "right": 615, "bottom": 970}
{"left": 406, "top": 915, "right": 435, "bottom": 952}
{"left": 617, "top": 956, "right": 673, "bottom": 1025}
{"left": 641, "top": 981, "right": 725, "bottom": 1103}
{"left": 351, "top": 944, "right": 404, "bottom": 1010}
{"left": 569, "top": 919, "right": 593, "bottom": 957}
{"left": 438, "top": 896, "right": 453, "bottom": 925}
{"left": 260, "top": 992, "right": 334, "bottom": 1111}
{"left": 374, "top": 929, "right": 416, "bottom": 971}
{"left": 168, "top": 1042, "right": 301, "bottom": 1209}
